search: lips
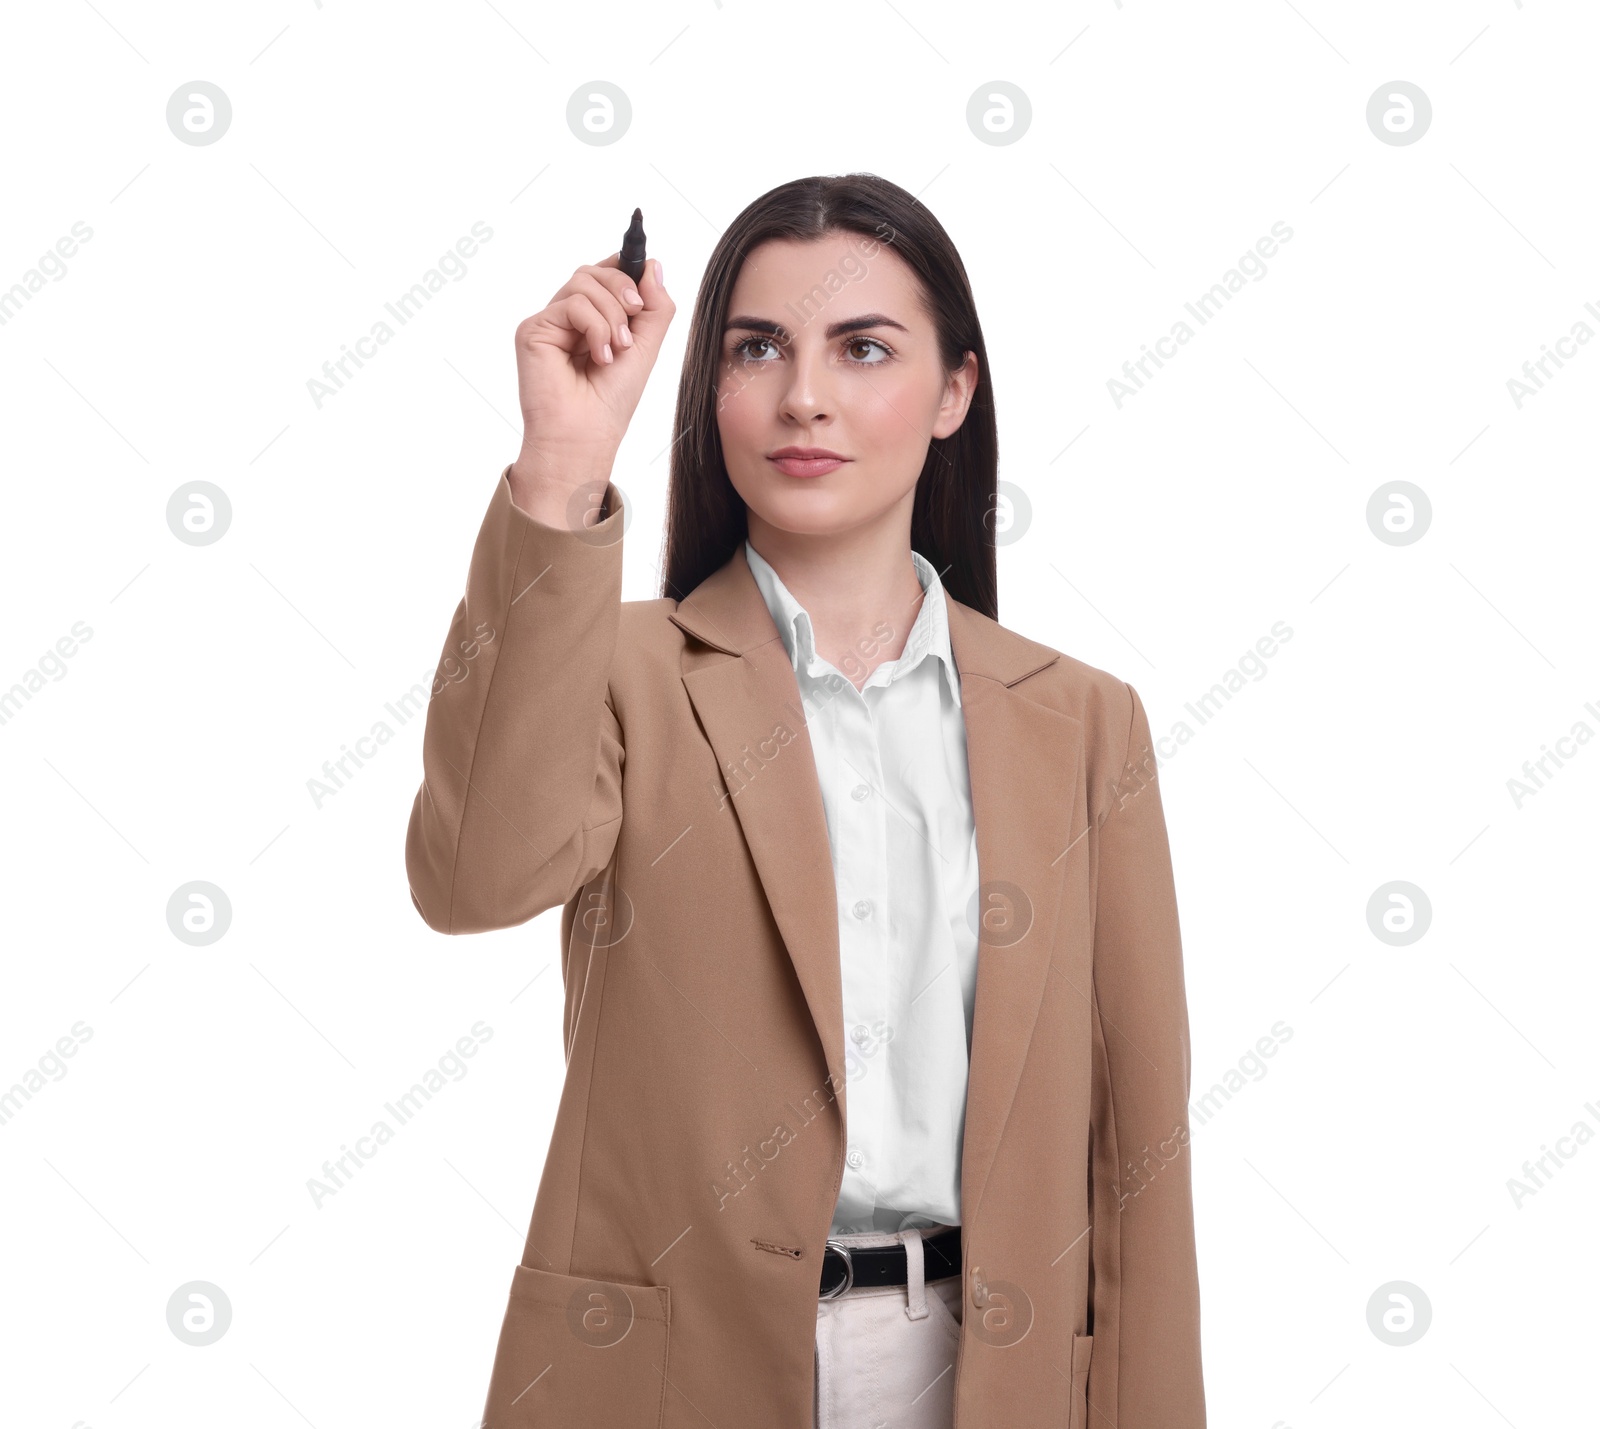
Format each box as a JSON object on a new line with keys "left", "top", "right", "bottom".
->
{"left": 768, "top": 449, "right": 849, "bottom": 478}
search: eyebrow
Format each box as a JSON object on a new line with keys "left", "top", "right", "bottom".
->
{"left": 723, "top": 312, "right": 909, "bottom": 341}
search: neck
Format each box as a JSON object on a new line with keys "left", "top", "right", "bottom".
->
{"left": 746, "top": 508, "right": 929, "bottom": 691}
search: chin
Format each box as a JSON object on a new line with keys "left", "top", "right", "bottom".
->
{"left": 736, "top": 475, "right": 860, "bottom": 534}
{"left": 751, "top": 504, "right": 859, "bottom": 540}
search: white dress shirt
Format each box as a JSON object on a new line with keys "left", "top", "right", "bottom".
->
{"left": 743, "top": 539, "right": 981, "bottom": 1235}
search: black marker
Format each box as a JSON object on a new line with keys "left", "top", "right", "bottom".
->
{"left": 619, "top": 207, "right": 647, "bottom": 283}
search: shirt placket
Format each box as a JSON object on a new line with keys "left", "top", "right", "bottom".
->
{"left": 833, "top": 677, "right": 890, "bottom": 1228}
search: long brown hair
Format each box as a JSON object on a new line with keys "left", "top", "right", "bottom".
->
{"left": 658, "top": 173, "right": 1000, "bottom": 621}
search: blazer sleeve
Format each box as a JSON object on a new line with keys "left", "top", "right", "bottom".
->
{"left": 405, "top": 465, "right": 626, "bottom": 935}
{"left": 1087, "top": 680, "right": 1206, "bottom": 1427}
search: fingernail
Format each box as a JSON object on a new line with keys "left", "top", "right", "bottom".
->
{"left": 655, "top": 259, "right": 665, "bottom": 288}
{"left": 624, "top": 288, "right": 643, "bottom": 307}
{"left": 602, "top": 343, "right": 613, "bottom": 363}
{"left": 618, "top": 325, "right": 633, "bottom": 347}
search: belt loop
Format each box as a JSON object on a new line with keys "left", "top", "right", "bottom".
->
{"left": 903, "top": 1228, "right": 929, "bottom": 1320}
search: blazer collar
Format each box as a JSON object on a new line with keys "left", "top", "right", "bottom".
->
{"left": 668, "top": 541, "right": 1077, "bottom": 1232}
{"left": 740, "top": 538, "right": 963, "bottom": 707}
{"left": 669, "top": 539, "right": 1061, "bottom": 689}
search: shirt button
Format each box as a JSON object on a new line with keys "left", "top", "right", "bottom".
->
{"left": 852, "top": 899, "right": 871, "bottom": 919}
{"left": 851, "top": 783, "right": 870, "bottom": 801}
{"left": 846, "top": 1148, "right": 865, "bottom": 1169}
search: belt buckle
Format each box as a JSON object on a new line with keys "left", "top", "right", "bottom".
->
{"left": 819, "top": 1239, "right": 855, "bottom": 1299}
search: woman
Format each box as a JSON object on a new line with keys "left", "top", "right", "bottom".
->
{"left": 405, "top": 174, "right": 1205, "bottom": 1429}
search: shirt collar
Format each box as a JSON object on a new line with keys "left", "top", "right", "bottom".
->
{"left": 743, "top": 538, "right": 962, "bottom": 707}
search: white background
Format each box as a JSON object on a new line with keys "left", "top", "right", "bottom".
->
{"left": 1, "top": 1, "right": 1595, "bottom": 1425}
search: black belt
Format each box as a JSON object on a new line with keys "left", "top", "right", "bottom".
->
{"left": 819, "top": 1226, "right": 962, "bottom": 1299}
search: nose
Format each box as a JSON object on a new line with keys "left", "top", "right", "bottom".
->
{"left": 775, "top": 342, "right": 834, "bottom": 424}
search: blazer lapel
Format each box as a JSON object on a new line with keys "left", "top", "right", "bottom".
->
{"left": 669, "top": 545, "right": 1081, "bottom": 1227}
{"left": 943, "top": 596, "right": 1082, "bottom": 1226}
{"left": 670, "top": 550, "right": 848, "bottom": 1095}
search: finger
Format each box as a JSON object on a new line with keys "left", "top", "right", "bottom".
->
{"left": 622, "top": 257, "right": 673, "bottom": 347}
{"left": 568, "top": 270, "right": 636, "bottom": 352}
{"left": 587, "top": 254, "right": 646, "bottom": 313}
{"left": 553, "top": 293, "right": 616, "bottom": 366}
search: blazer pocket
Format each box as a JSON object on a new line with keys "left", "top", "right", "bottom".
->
{"left": 1068, "top": 1332, "right": 1094, "bottom": 1429}
{"left": 481, "top": 1262, "right": 671, "bottom": 1428}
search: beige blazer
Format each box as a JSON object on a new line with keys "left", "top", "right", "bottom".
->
{"left": 406, "top": 468, "right": 1206, "bottom": 1428}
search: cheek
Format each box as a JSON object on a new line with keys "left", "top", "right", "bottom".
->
{"left": 846, "top": 369, "right": 936, "bottom": 450}
{"left": 715, "top": 370, "right": 765, "bottom": 456}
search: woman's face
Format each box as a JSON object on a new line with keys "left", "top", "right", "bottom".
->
{"left": 715, "top": 233, "right": 978, "bottom": 541}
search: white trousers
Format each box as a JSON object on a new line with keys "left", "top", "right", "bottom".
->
{"left": 813, "top": 1225, "right": 963, "bottom": 1429}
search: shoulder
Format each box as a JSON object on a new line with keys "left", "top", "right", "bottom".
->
{"left": 1032, "top": 646, "right": 1138, "bottom": 750}
{"left": 953, "top": 599, "right": 1139, "bottom": 756}
{"left": 616, "top": 595, "right": 684, "bottom": 666}
{"left": 959, "top": 602, "right": 1150, "bottom": 822}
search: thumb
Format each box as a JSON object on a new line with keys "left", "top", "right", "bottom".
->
{"left": 625, "top": 257, "right": 673, "bottom": 348}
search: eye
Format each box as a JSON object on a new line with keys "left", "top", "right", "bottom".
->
{"left": 731, "top": 335, "right": 780, "bottom": 362}
{"left": 844, "top": 337, "right": 893, "bottom": 364}
{"left": 729, "top": 334, "right": 896, "bottom": 365}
